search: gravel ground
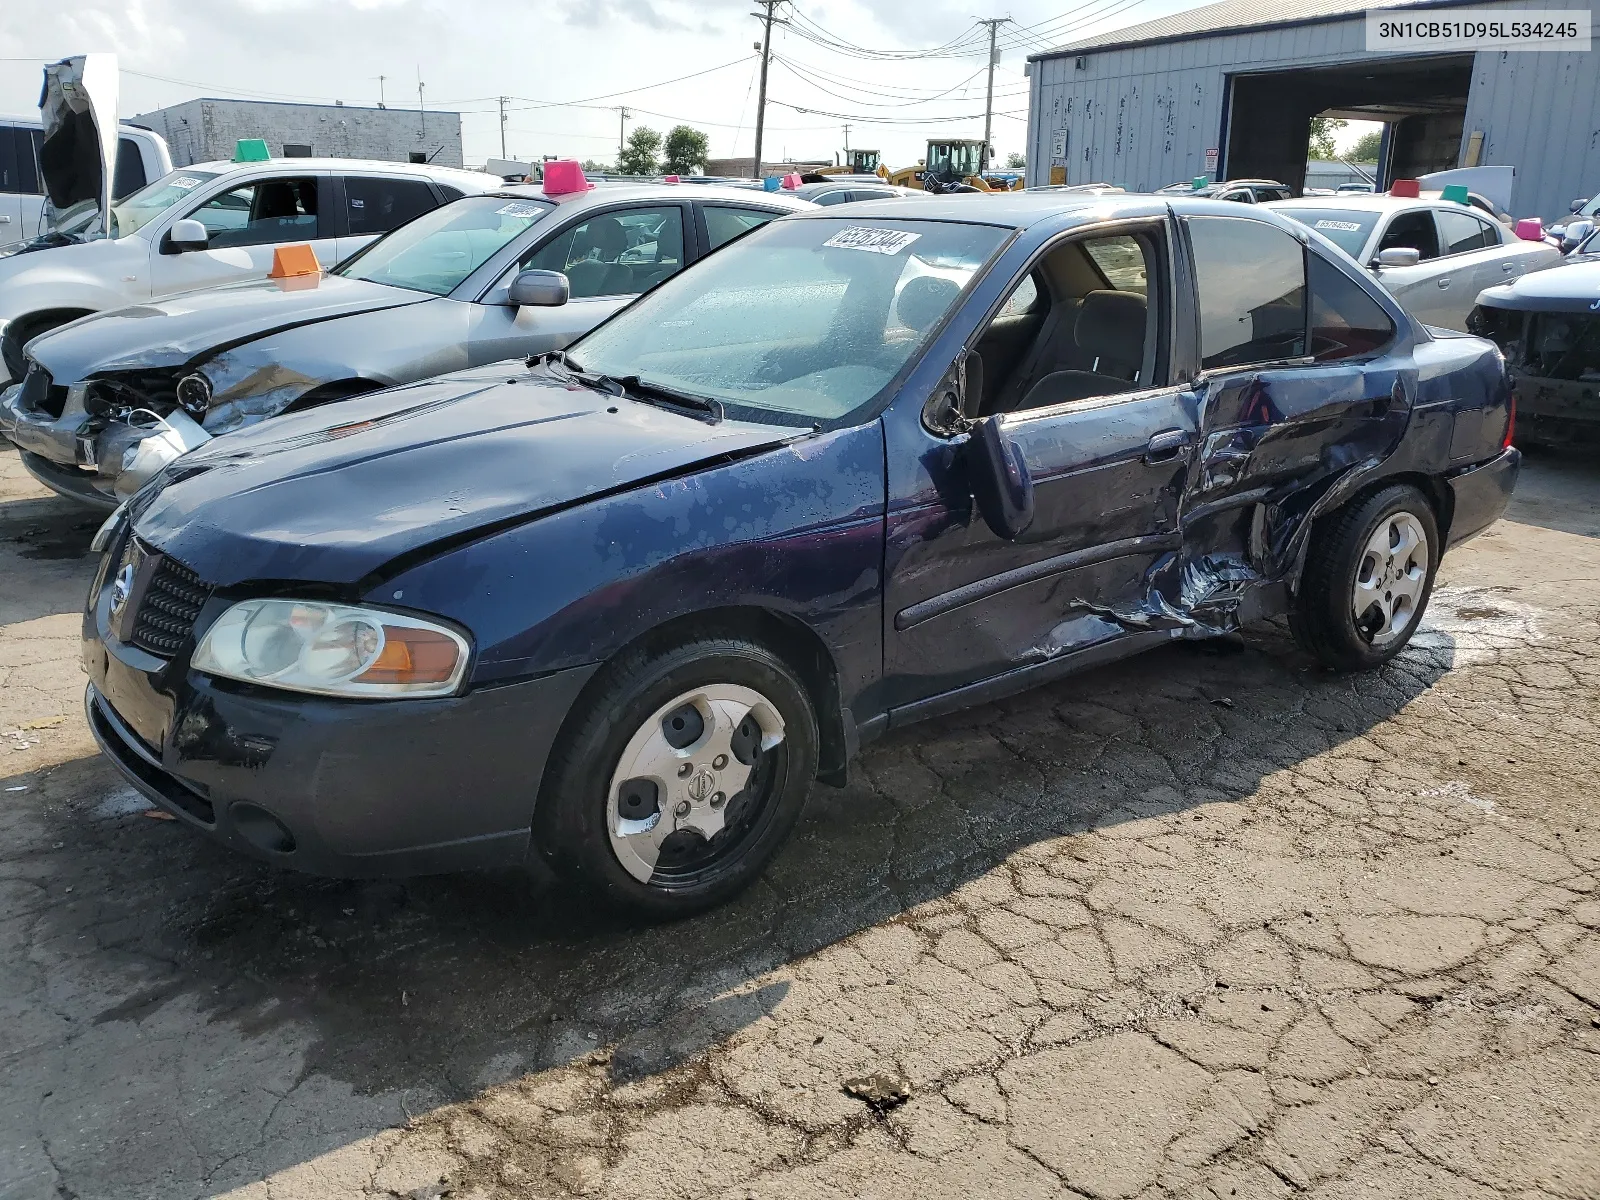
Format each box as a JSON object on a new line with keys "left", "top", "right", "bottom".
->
{"left": 1, "top": 440, "right": 1597, "bottom": 1200}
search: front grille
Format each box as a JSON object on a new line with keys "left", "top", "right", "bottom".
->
{"left": 130, "top": 551, "right": 211, "bottom": 657}
{"left": 16, "top": 362, "right": 68, "bottom": 418}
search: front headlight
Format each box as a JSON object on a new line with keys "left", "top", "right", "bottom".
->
{"left": 192, "top": 599, "right": 470, "bottom": 698}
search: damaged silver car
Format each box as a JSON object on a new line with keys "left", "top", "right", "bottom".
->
{"left": 0, "top": 179, "right": 809, "bottom": 508}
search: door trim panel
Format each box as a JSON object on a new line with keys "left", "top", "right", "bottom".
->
{"left": 893, "top": 531, "right": 1179, "bottom": 631}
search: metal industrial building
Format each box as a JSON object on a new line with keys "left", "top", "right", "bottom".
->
{"left": 132, "top": 98, "right": 464, "bottom": 169}
{"left": 1023, "top": 0, "right": 1599, "bottom": 220}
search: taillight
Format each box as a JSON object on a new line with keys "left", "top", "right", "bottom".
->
{"left": 1503, "top": 390, "right": 1517, "bottom": 450}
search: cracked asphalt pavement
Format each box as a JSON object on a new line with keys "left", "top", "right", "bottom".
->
{"left": 2, "top": 440, "right": 1599, "bottom": 1200}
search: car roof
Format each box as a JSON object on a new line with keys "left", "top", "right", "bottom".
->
{"left": 784, "top": 191, "right": 1310, "bottom": 234}
{"left": 182, "top": 158, "right": 497, "bottom": 187}
{"left": 486, "top": 181, "right": 815, "bottom": 211}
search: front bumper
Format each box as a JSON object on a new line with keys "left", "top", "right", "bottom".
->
{"left": 82, "top": 569, "right": 598, "bottom": 877}
{"left": 1513, "top": 370, "right": 1600, "bottom": 444}
{"left": 1445, "top": 446, "right": 1520, "bottom": 549}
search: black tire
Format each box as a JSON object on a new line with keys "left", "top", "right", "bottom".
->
{"left": 533, "top": 635, "right": 819, "bottom": 919}
{"left": 1291, "top": 484, "right": 1440, "bottom": 671}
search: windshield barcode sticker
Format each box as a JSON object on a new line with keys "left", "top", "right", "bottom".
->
{"left": 170, "top": 176, "right": 203, "bottom": 190}
{"left": 1314, "top": 219, "right": 1364, "bottom": 231}
{"left": 495, "top": 201, "right": 545, "bottom": 217}
{"left": 822, "top": 227, "right": 922, "bottom": 255}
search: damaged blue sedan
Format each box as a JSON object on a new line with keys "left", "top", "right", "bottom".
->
{"left": 83, "top": 194, "right": 1519, "bottom": 916}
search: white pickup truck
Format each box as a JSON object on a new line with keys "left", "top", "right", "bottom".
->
{"left": 0, "top": 115, "right": 172, "bottom": 244}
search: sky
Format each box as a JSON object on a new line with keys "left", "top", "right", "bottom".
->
{"left": 0, "top": 0, "right": 1375, "bottom": 171}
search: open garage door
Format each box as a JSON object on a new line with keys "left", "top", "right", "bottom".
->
{"left": 1224, "top": 55, "right": 1473, "bottom": 194}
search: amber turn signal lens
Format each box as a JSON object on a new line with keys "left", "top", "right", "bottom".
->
{"left": 356, "top": 626, "right": 463, "bottom": 686}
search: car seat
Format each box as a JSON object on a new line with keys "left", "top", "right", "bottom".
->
{"left": 565, "top": 216, "right": 631, "bottom": 297}
{"left": 1014, "top": 289, "right": 1147, "bottom": 410}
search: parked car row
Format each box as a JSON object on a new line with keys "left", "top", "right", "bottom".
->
{"left": 0, "top": 173, "right": 1523, "bottom": 913}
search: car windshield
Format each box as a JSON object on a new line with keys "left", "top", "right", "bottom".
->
{"left": 568, "top": 217, "right": 1008, "bottom": 426}
{"left": 56, "top": 170, "right": 220, "bottom": 240}
{"left": 335, "top": 194, "right": 554, "bottom": 295}
{"left": 1275, "top": 208, "right": 1379, "bottom": 258}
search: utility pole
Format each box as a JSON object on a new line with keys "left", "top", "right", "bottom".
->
{"left": 498, "top": 96, "right": 508, "bottom": 159}
{"left": 844, "top": 123, "right": 850, "bottom": 156}
{"left": 375, "top": 74, "right": 387, "bottom": 107}
{"left": 617, "top": 106, "right": 630, "bottom": 164}
{"left": 751, "top": 0, "right": 783, "bottom": 179}
{"left": 416, "top": 66, "right": 426, "bottom": 140}
{"left": 978, "top": 17, "right": 1008, "bottom": 171}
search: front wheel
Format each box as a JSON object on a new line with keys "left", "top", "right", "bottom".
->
{"left": 1291, "top": 484, "right": 1439, "bottom": 671}
{"left": 534, "top": 636, "right": 818, "bottom": 918}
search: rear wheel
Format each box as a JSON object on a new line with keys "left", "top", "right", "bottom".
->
{"left": 534, "top": 636, "right": 818, "bottom": 918}
{"left": 1291, "top": 484, "right": 1439, "bottom": 671}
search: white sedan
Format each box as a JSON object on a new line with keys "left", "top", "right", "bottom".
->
{"left": 1268, "top": 194, "right": 1559, "bottom": 330}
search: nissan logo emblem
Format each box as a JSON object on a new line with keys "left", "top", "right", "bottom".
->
{"left": 109, "top": 562, "right": 136, "bottom": 619}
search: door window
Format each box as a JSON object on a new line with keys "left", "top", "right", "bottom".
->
{"left": 114, "top": 138, "right": 147, "bottom": 199}
{"left": 1308, "top": 253, "right": 1396, "bottom": 361}
{"left": 344, "top": 176, "right": 441, "bottom": 236}
{"left": 1377, "top": 211, "right": 1440, "bottom": 260}
{"left": 1437, "top": 209, "right": 1498, "bottom": 255}
{"left": 188, "top": 177, "right": 321, "bottom": 247}
{"left": 523, "top": 205, "right": 685, "bottom": 299}
{"left": 0, "top": 126, "right": 17, "bottom": 195}
{"left": 704, "top": 205, "right": 778, "bottom": 251}
{"left": 1084, "top": 234, "right": 1148, "bottom": 294}
{"left": 1188, "top": 215, "right": 1307, "bottom": 369}
{"left": 0, "top": 126, "right": 40, "bottom": 195}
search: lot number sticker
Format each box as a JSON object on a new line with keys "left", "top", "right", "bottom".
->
{"left": 170, "top": 176, "right": 204, "bottom": 190}
{"left": 1314, "top": 219, "right": 1364, "bottom": 231}
{"left": 495, "top": 201, "right": 546, "bottom": 217}
{"left": 822, "top": 227, "right": 922, "bottom": 255}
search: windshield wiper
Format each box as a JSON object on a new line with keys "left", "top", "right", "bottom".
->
{"left": 537, "top": 354, "right": 721, "bottom": 421}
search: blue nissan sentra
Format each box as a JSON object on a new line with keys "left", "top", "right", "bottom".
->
{"left": 82, "top": 194, "right": 1519, "bottom": 916}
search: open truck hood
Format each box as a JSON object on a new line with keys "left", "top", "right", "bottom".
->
{"left": 38, "top": 54, "right": 118, "bottom": 239}
{"left": 130, "top": 366, "right": 794, "bottom": 587}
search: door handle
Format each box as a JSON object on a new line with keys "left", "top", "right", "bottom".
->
{"left": 1144, "top": 429, "right": 1190, "bottom": 463}
{"left": 1436, "top": 277, "right": 1451, "bottom": 289}
{"left": 1502, "top": 262, "right": 1516, "bottom": 272}
{"left": 0, "top": 215, "right": 10, "bottom": 224}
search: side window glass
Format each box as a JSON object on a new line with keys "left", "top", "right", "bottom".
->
{"left": 1084, "top": 234, "right": 1148, "bottom": 295}
{"left": 1377, "top": 211, "right": 1440, "bottom": 260}
{"left": 997, "top": 274, "right": 1039, "bottom": 318}
{"left": 1189, "top": 215, "right": 1307, "bottom": 370}
{"left": 189, "top": 177, "right": 321, "bottom": 248}
{"left": 1438, "top": 209, "right": 1494, "bottom": 254}
{"left": 813, "top": 190, "right": 852, "bottom": 206}
{"left": 0, "top": 126, "right": 17, "bottom": 195}
{"left": 1309, "top": 253, "right": 1396, "bottom": 362}
{"left": 522, "top": 205, "right": 684, "bottom": 299}
{"left": 704, "top": 205, "right": 776, "bottom": 251}
{"left": 114, "top": 138, "right": 147, "bottom": 199}
{"left": 344, "top": 176, "right": 440, "bottom": 237}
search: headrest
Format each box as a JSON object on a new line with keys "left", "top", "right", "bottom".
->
{"left": 896, "top": 275, "right": 960, "bottom": 334}
{"left": 1073, "top": 289, "right": 1147, "bottom": 367}
{"left": 582, "top": 215, "right": 627, "bottom": 257}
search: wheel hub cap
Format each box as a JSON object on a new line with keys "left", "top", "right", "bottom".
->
{"left": 607, "top": 684, "right": 785, "bottom": 884}
{"left": 1352, "top": 510, "right": 1429, "bottom": 646}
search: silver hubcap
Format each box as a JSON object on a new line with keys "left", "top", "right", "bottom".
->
{"left": 607, "top": 684, "right": 785, "bottom": 884}
{"left": 1352, "top": 510, "right": 1429, "bottom": 645}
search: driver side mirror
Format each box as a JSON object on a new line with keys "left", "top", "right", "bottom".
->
{"left": 964, "top": 415, "right": 1034, "bottom": 540}
{"left": 508, "top": 269, "right": 570, "bottom": 308}
{"left": 1371, "top": 246, "right": 1421, "bottom": 269}
{"left": 163, "top": 218, "right": 210, "bottom": 254}
{"left": 1571, "top": 198, "right": 1590, "bottom": 214}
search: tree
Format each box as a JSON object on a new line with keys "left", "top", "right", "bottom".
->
{"left": 1348, "top": 129, "right": 1383, "bottom": 163}
{"left": 662, "top": 125, "right": 710, "bottom": 176}
{"left": 1307, "top": 116, "right": 1348, "bottom": 160}
{"left": 617, "top": 127, "right": 662, "bottom": 176}
{"left": 581, "top": 158, "right": 612, "bottom": 174}
{"left": 1005, "top": 151, "right": 1026, "bottom": 169}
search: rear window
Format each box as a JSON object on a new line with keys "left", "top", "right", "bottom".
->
{"left": 1309, "top": 253, "right": 1395, "bottom": 361}
{"left": 1276, "top": 208, "right": 1378, "bottom": 259}
{"left": 344, "top": 176, "right": 441, "bottom": 237}
{"left": 1188, "top": 215, "right": 1307, "bottom": 370}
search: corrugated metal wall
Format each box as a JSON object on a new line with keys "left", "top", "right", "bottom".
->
{"left": 1027, "top": 0, "right": 1600, "bottom": 220}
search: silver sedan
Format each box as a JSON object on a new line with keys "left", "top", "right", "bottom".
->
{"left": 1, "top": 182, "right": 811, "bottom": 508}
{"left": 1268, "top": 194, "right": 1559, "bottom": 330}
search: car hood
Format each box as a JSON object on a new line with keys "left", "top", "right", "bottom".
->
{"left": 1476, "top": 258, "right": 1600, "bottom": 313}
{"left": 131, "top": 365, "right": 797, "bottom": 587}
{"left": 28, "top": 275, "right": 430, "bottom": 381}
{"left": 38, "top": 54, "right": 119, "bottom": 237}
